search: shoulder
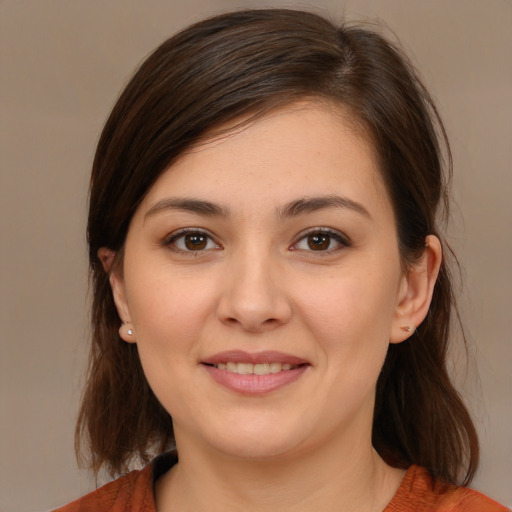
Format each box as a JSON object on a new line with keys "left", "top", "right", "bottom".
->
{"left": 386, "top": 465, "right": 509, "bottom": 512}
{"left": 53, "top": 452, "right": 177, "bottom": 512}
{"left": 52, "top": 465, "right": 154, "bottom": 512}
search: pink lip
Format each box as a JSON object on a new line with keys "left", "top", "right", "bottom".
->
{"left": 203, "top": 365, "right": 309, "bottom": 395}
{"left": 201, "top": 350, "right": 310, "bottom": 395}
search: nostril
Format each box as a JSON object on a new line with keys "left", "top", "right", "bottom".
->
{"left": 216, "top": 290, "right": 292, "bottom": 332}
{"left": 222, "top": 315, "right": 282, "bottom": 333}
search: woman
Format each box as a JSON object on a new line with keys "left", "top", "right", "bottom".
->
{"left": 56, "top": 9, "right": 507, "bottom": 511}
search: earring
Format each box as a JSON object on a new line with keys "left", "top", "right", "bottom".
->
{"left": 400, "top": 325, "right": 415, "bottom": 333}
{"left": 122, "top": 321, "right": 134, "bottom": 336}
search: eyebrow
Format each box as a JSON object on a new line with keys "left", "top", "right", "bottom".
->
{"left": 278, "top": 195, "right": 371, "bottom": 219}
{"left": 144, "top": 194, "right": 370, "bottom": 221}
{"left": 144, "top": 197, "right": 230, "bottom": 219}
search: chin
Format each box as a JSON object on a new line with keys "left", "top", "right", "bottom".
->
{"left": 212, "top": 435, "right": 299, "bottom": 460}
{"left": 198, "top": 415, "right": 316, "bottom": 461}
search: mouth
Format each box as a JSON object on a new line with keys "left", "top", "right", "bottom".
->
{"left": 201, "top": 351, "right": 310, "bottom": 395}
{"left": 206, "top": 361, "right": 302, "bottom": 375}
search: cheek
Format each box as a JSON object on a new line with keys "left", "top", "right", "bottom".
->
{"left": 121, "top": 256, "right": 218, "bottom": 385}
{"left": 129, "top": 274, "right": 218, "bottom": 352}
{"left": 295, "top": 264, "right": 399, "bottom": 373}
{"left": 126, "top": 273, "right": 219, "bottom": 417}
{"left": 299, "top": 268, "right": 398, "bottom": 337}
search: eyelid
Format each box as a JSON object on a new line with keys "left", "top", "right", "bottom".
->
{"left": 290, "top": 227, "right": 351, "bottom": 252}
{"left": 163, "top": 227, "right": 222, "bottom": 252}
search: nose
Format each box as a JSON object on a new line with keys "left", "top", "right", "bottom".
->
{"left": 216, "top": 248, "right": 292, "bottom": 333}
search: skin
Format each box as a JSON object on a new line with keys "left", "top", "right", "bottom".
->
{"left": 101, "top": 102, "right": 442, "bottom": 511}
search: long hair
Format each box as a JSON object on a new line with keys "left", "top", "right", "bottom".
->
{"left": 77, "top": 8, "right": 478, "bottom": 483}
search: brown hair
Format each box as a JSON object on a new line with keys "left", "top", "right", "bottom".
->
{"left": 77, "top": 8, "right": 479, "bottom": 484}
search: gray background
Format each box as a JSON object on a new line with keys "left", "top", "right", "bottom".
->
{"left": 1, "top": 1, "right": 511, "bottom": 510}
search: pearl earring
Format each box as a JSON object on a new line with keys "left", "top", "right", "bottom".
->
{"left": 122, "top": 321, "right": 133, "bottom": 336}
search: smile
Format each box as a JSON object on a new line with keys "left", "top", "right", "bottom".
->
{"left": 201, "top": 351, "right": 310, "bottom": 395}
{"left": 212, "top": 362, "right": 299, "bottom": 375}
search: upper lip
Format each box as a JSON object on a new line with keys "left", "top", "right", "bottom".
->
{"left": 202, "top": 350, "right": 309, "bottom": 366}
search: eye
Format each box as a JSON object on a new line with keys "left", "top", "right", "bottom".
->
{"left": 166, "top": 229, "right": 220, "bottom": 252}
{"left": 292, "top": 228, "right": 349, "bottom": 253}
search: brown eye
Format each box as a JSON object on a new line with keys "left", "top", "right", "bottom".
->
{"left": 293, "top": 229, "right": 349, "bottom": 253}
{"left": 184, "top": 233, "right": 208, "bottom": 250}
{"left": 307, "top": 234, "right": 330, "bottom": 251}
{"left": 169, "top": 230, "right": 220, "bottom": 252}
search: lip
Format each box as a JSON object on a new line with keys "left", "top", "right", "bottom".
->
{"left": 201, "top": 350, "right": 310, "bottom": 395}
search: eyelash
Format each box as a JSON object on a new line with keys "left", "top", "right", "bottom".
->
{"left": 164, "top": 228, "right": 221, "bottom": 253}
{"left": 163, "top": 227, "right": 351, "bottom": 255}
{"left": 291, "top": 227, "right": 351, "bottom": 254}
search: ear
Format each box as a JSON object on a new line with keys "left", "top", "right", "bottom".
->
{"left": 390, "top": 235, "right": 442, "bottom": 344}
{"left": 97, "top": 247, "right": 136, "bottom": 343}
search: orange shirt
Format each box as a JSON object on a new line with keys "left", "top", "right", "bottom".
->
{"left": 384, "top": 465, "right": 508, "bottom": 511}
{"left": 54, "top": 453, "right": 508, "bottom": 511}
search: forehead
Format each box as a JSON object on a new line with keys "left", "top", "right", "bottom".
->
{"left": 140, "top": 102, "right": 390, "bottom": 218}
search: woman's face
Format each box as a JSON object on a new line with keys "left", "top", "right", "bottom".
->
{"left": 112, "top": 103, "right": 415, "bottom": 459}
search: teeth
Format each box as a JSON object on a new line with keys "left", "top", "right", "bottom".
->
{"left": 254, "top": 363, "right": 270, "bottom": 375}
{"left": 238, "top": 363, "right": 253, "bottom": 374}
{"left": 270, "top": 362, "right": 282, "bottom": 373}
{"left": 213, "top": 362, "right": 298, "bottom": 375}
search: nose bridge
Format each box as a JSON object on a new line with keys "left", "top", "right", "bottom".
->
{"left": 217, "top": 240, "right": 291, "bottom": 332}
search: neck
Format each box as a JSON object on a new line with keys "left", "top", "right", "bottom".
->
{"left": 155, "top": 430, "right": 404, "bottom": 512}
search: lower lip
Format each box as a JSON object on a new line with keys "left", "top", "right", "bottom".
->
{"left": 202, "top": 364, "right": 309, "bottom": 395}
